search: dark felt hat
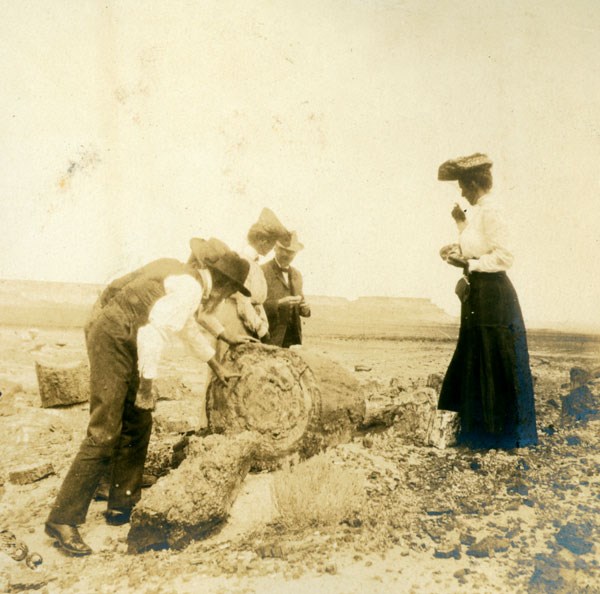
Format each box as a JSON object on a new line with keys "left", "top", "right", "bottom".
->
{"left": 206, "top": 252, "right": 251, "bottom": 297}
{"left": 438, "top": 153, "right": 493, "bottom": 181}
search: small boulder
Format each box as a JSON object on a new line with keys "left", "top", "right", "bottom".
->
{"left": 8, "top": 463, "right": 55, "bottom": 485}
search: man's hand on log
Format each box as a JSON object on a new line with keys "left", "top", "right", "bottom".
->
{"left": 208, "top": 358, "right": 242, "bottom": 387}
{"left": 218, "top": 330, "right": 259, "bottom": 346}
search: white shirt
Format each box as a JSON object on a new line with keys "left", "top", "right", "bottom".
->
{"left": 136, "top": 269, "right": 224, "bottom": 379}
{"left": 458, "top": 194, "right": 514, "bottom": 273}
{"left": 274, "top": 257, "right": 290, "bottom": 286}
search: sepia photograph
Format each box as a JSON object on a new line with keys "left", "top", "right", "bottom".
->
{"left": 1, "top": 1, "right": 599, "bottom": 592}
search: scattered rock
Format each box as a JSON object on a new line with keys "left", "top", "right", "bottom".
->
{"left": 152, "top": 377, "right": 194, "bottom": 402}
{"left": 426, "top": 373, "right": 444, "bottom": 394}
{"left": 555, "top": 522, "right": 594, "bottom": 555}
{"left": 6, "top": 567, "right": 49, "bottom": 591}
{"left": 153, "top": 399, "right": 201, "bottom": 434}
{"left": 255, "top": 543, "right": 285, "bottom": 559}
{"left": 362, "top": 435, "right": 374, "bottom": 449}
{"left": 467, "top": 536, "right": 510, "bottom": 558}
{"left": 529, "top": 553, "right": 569, "bottom": 594}
{"left": 569, "top": 367, "right": 591, "bottom": 389}
{"left": 434, "top": 543, "right": 461, "bottom": 559}
{"left": 561, "top": 385, "right": 599, "bottom": 423}
{"left": 8, "top": 463, "right": 55, "bottom": 485}
{"left": 34, "top": 359, "right": 90, "bottom": 408}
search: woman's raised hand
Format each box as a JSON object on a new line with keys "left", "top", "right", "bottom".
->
{"left": 451, "top": 203, "right": 466, "bottom": 222}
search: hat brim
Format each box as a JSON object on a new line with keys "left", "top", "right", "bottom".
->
{"left": 276, "top": 239, "right": 303, "bottom": 252}
{"left": 206, "top": 262, "right": 251, "bottom": 297}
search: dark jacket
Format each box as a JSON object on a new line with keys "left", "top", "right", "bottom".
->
{"left": 261, "top": 258, "right": 310, "bottom": 347}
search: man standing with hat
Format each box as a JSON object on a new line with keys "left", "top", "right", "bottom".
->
{"left": 45, "top": 243, "right": 254, "bottom": 556}
{"left": 262, "top": 232, "right": 311, "bottom": 348}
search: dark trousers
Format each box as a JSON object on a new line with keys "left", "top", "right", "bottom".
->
{"left": 47, "top": 314, "right": 152, "bottom": 525}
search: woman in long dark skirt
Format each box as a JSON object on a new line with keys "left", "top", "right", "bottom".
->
{"left": 437, "top": 153, "right": 537, "bottom": 449}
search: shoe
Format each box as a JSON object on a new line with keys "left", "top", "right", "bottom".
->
{"left": 45, "top": 522, "right": 92, "bottom": 556}
{"left": 104, "top": 509, "right": 132, "bottom": 526}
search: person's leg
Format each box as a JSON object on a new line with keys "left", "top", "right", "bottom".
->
{"left": 47, "top": 320, "right": 134, "bottom": 526}
{"left": 107, "top": 372, "right": 153, "bottom": 515}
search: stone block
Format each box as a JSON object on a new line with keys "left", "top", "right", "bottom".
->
{"left": 8, "top": 463, "right": 55, "bottom": 485}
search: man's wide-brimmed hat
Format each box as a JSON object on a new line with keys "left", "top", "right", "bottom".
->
{"left": 438, "top": 153, "right": 493, "bottom": 181}
{"left": 251, "top": 207, "right": 290, "bottom": 241}
{"left": 276, "top": 230, "right": 304, "bottom": 253}
{"left": 206, "top": 252, "right": 251, "bottom": 297}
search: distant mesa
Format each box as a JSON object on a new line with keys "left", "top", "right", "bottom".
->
{"left": 306, "top": 294, "right": 458, "bottom": 338}
{"left": 0, "top": 280, "right": 457, "bottom": 336}
{"left": 0, "top": 279, "right": 101, "bottom": 328}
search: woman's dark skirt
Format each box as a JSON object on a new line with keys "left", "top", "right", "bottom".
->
{"left": 438, "top": 271, "right": 538, "bottom": 449}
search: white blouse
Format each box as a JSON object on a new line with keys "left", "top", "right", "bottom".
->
{"left": 458, "top": 194, "right": 514, "bottom": 273}
{"left": 231, "top": 242, "right": 270, "bottom": 338}
{"left": 238, "top": 243, "right": 268, "bottom": 304}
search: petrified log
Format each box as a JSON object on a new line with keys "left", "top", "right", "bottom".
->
{"left": 143, "top": 432, "right": 191, "bottom": 480}
{"left": 361, "top": 381, "right": 439, "bottom": 445}
{"left": 34, "top": 360, "right": 90, "bottom": 408}
{"left": 298, "top": 349, "right": 365, "bottom": 446}
{"left": 206, "top": 344, "right": 365, "bottom": 466}
{"left": 391, "top": 388, "right": 438, "bottom": 444}
{"left": 127, "top": 432, "right": 260, "bottom": 553}
{"left": 362, "top": 398, "right": 403, "bottom": 428}
{"left": 426, "top": 410, "right": 460, "bottom": 449}
{"left": 8, "top": 463, "right": 55, "bottom": 485}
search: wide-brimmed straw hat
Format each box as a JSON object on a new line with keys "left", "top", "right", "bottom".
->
{"left": 275, "top": 231, "right": 303, "bottom": 252}
{"left": 438, "top": 153, "right": 493, "bottom": 181}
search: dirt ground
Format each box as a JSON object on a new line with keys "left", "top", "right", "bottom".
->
{"left": 1, "top": 325, "right": 599, "bottom": 593}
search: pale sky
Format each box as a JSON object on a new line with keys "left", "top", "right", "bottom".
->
{"left": 1, "top": 0, "right": 599, "bottom": 329}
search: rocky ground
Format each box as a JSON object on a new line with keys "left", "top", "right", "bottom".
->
{"left": 1, "top": 326, "right": 599, "bottom": 593}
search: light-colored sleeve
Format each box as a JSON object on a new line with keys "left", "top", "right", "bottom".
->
{"left": 227, "top": 260, "right": 269, "bottom": 337}
{"left": 234, "top": 293, "right": 270, "bottom": 337}
{"left": 196, "top": 311, "right": 225, "bottom": 337}
{"left": 137, "top": 274, "right": 204, "bottom": 379}
{"left": 468, "top": 206, "right": 514, "bottom": 272}
{"left": 179, "top": 315, "right": 217, "bottom": 362}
